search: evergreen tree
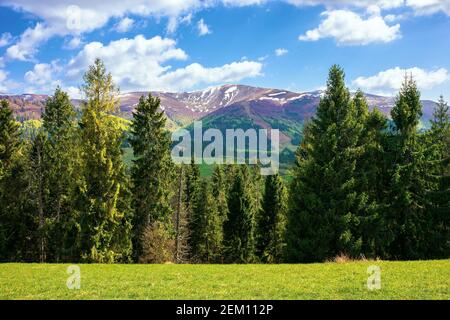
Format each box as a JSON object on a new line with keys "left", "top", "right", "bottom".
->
{"left": 286, "top": 65, "right": 367, "bottom": 262}
{"left": 425, "top": 95, "right": 450, "bottom": 258}
{"left": 185, "top": 159, "right": 202, "bottom": 261}
{"left": 0, "top": 100, "right": 21, "bottom": 176}
{"left": 42, "top": 87, "right": 79, "bottom": 261}
{"left": 223, "top": 165, "right": 257, "bottom": 263}
{"left": 384, "top": 75, "right": 429, "bottom": 259}
{"left": 192, "top": 180, "right": 223, "bottom": 262}
{"left": 129, "top": 93, "right": 174, "bottom": 261}
{"left": 77, "top": 58, "right": 132, "bottom": 263}
{"left": 257, "top": 174, "right": 287, "bottom": 263}
{"left": 0, "top": 100, "right": 34, "bottom": 261}
{"left": 353, "top": 91, "right": 388, "bottom": 257}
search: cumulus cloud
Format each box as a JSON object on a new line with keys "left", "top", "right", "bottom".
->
{"left": 353, "top": 67, "right": 450, "bottom": 94}
{"left": 24, "top": 61, "right": 63, "bottom": 93}
{"left": 406, "top": 0, "right": 450, "bottom": 16}
{"left": 66, "top": 35, "right": 262, "bottom": 92}
{"left": 6, "top": 23, "right": 54, "bottom": 61}
{"left": 275, "top": 48, "right": 288, "bottom": 56}
{"left": 0, "top": 33, "right": 12, "bottom": 47}
{"left": 299, "top": 9, "right": 401, "bottom": 45}
{"left": 197, "top": 19, "right": 212, "bottom": 36}
{"left": 114, "top": 17, "right": 135, "bottom": 33}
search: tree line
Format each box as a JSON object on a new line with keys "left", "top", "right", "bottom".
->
{"left": 0, "top": 60, "right": 448, "bottom": 263}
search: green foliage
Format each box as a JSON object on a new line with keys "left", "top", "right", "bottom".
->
{"left": 286, "top": 66, "right": 370, "bottom": 262}
{"left": 41, "top": 87, "right": 79, "bottom": 262}
{"left": 257, "top": 174, "right": 288, "bottom": 263}
{"left": 224, "top": 165, "right": 257, "bottom": 263}
{"left": 76, "top": 59, "right": 132, "bottom": 263}
{"left": 129, "top": 93, "right": 174, "bottom": 261}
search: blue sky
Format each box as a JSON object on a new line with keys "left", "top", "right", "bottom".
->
{"left": 0, "top": 0, "right": 449, "bottom": 100}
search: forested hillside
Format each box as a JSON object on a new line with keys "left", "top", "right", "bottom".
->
{"left": 0, "top": 60, "right": 448, "bottom": 263}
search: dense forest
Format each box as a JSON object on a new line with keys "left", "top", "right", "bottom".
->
{"left": 0, "top": 59, "right": 448, "bottom": 263}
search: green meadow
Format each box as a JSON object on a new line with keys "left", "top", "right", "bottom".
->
{"left": 1, "top": 260, "right": 448, "bottom": 300}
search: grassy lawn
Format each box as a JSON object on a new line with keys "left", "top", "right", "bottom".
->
{"left": 0, "top": 260, "right": 448, "bottom": 300}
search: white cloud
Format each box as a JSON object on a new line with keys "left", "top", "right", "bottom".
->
{"left": 299, "top": 10, "right": 401, "bottom": 45}
{"left": 0, "top": 0, "right": 265, "bottom": 60}
{"left": 66, "top": 35, "right": 262, "bottom": 92}
{"left": 286, "top": 0, "right": 404, "bottom": 10}
{"left": 63, "top": 36, "right": 83, "bottom": 49}
{"left": 24, "top": 61, "right": 63, "bottom": 93}
{"left": 275, "top": 48, "right": 288, "bottom": 56}
{"left": 406, "top": 0, "right": 450, "bottom": 16}
{"left": 6, "top": 23, "right": 54, "bottom": 61}
{"left": 197, "top": 19, "right": 212, "bottom": 36}
{"left": 353, "top": 67, "right": 450, "bottom": 94}
{"left": 0, "top": 69, "right": 8, "bottom": 92}
{"left": 0, "top": 33, "right": 12, "bottom": 47}
{"left": 114, "top": 17, "right": 135, "bottom": 33}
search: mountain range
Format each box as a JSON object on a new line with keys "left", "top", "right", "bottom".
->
{"left": 1, "top": 84, "right": 439, "bottom": 152}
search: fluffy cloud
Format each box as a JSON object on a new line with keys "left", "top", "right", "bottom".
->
{"left": 275, "top": 48, "right": 288, "bottom": 56}
{"left": 114, "top": 17, "right": 135, "bottom": 33}
{"left": 406, "top": 0, "right": 450, "bottom": 16}
{"left": 353, "top": 67, "right": 450, "bottom": 94}
{"left": 197, "top": 19, "right": 212, "bottom": 36}
{"left": 0, "top": 33, "right": 12, "bottom": 47}
{"left": 6, "top": 23, "right": 54, "bottom": 61}
{"left": 24, "top": 61, "right": 63, "bottom": 93}
{"left": 286, "top": 0, "right": 404, "bottom": 10}
{"left": 67, "top": 35, "right": 262, "bottom": 92}
{"left": 299, "top": 10, "right": 401, "bottom": 45}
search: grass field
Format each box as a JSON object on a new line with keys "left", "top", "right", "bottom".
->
{"left": 0, "top": 260, "right": 448, "bottom": 300}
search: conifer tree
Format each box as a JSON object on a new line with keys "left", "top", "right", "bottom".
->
{"left": 191, "top": 180, "right": 223, "bottom": 262}
{"left": 185, "top": 159, "right": 202, "bottom": 260}
{"left": 0, "top": 100, "right": 32, "bottom": 261}
{"left": 384, "top": 75, "right": 429, "bottom": 259}
{"left": 223, "top": 165, "right": 256, "bottom": 263}
{"left": 77, "top": 58, "right": 132, "bottom": 263}
{"left": 353, "top": 91, "right": 388, "bottom": 257}
{"left": 425, "top": 95, "right": 449, "bottom": 258}
{"left": 130, "top": 93, "right": 174, "bottom": 261}
{"left": 257, "top": 174, "right": 287, "bottom": 263}
{"left": 42, "top": 87, "right": 78, "bottom": 261}
{"left": 285, "top": 65, "right": 367, "bottom": 262}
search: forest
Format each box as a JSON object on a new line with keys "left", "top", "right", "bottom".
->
{"left": 0, "top": 59, "right": 448, "bottom": 264}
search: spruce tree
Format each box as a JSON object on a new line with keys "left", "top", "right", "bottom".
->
{"left": 77, "top": 59, "right": 132, "bottom": 263}
{"left": 353, "top": 91, "right": 388, "bottom": 257}
{"left": 384, "top": 75, "right": 429, "bottom": 259}
{"left": 257, "top": 174, "right": 287, "bottom": 263}
{"left": 0, "top": 100, "right": 33, "bottom": 261}
{"left": 285, "top": 65, "right": 367, "bottom": 262}
{"left": 425, "top": 95, "right": 449, "bottom": 258}
{"left": 42, "top": 87, "right": 78, "bottom": 261}
{"left": 223, "top": 165, "right": 257, "bottom": 263}
{"left": 185, "top": 159, "right": 202, "bottom": 261}
{"left": 130, "top": 93, "right": 174, "bottom": 261}
{"left": 192, "top": 180, "right": 223, "bottom": 262}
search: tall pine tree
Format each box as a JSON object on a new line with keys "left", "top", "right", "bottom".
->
{"left": 130, "top": 93, "right": 174, "bottom": 261}
{"left": 223, "top": 165, "right": 257, "bottom": 263}
{"left": 286, "top": 65, "right": 367, "bottom": 262}
{"left": 257, "top": 174, "right": 287, "bottom": 263}
{"left": 77, "top": 58, "right": 132, "bottom": 263}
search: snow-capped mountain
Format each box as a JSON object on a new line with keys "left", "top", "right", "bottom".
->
{"left": 0, "top": 84, "right": 438, "bottom": 127}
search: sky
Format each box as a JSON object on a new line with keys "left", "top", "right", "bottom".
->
{"left": 0, "top": 0, "right": 449, "bottom": 100}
